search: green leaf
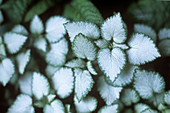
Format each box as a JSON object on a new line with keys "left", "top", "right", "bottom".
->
{"left": 158, "top": 39, "right": 170, "bottom": 57}
{"left": 135, "top": 103, "right": 150, "bottom": 113}
{"left": 24, "top": 0, "right": 54, "bottom": 22}
{"left": 1, "top": 0, "right": 33, "bottom": 23}
{"left": 30, "top": 15, "right": 44, "bottom": 34}
{"left": 63, "top": 0, "right": 104, "bottom": 25}
{"left": 74, "top": 68, "right": 94, "bottom": 102}
{"left": 72, "top": 33, "right": 97, "bottom": 61}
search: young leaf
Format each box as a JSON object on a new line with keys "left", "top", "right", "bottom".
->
{"left": 64, "top": 21, "right": 100, "bottom": 42}
{"left": 46, "top": 38, "right": 68, "bottom": 66}
{"left": 135, "top": 103, "right": 150, "bottom": 113}
{"left": 87, "top": 61, "right": 97, "bottom": 75}
{"left": 113, "top": 42, "right": 129, "bottom": 50}
{"left": 63, "top": 0, "right": 103, "bottom": 25}
{"left": 45, "top": 16, "right": 69, "bottom": 42}
{"left": 19, "top": 72, "right": 32, "bottom": 96}
{"left": 97, "top": 48, "right": 126, "bottom": 81}
{"left": 43, "top": 99, "right": 65, "bottom": 113}
{"left": 32, "top": 72, "right": 50, "bottom": 100}
{"left": 127, "top": 33, "right": 160, "bottom": 65}
{"left": 30, "top": 15, "right": 44, "bottom": 34}
{"left": 98, "top": 104, "right": 119, "bottom": 113}
{"left": 148, "top": 93, "right": 164, "bottom": 107}
{"left": 101, "top": 13, "right": 126, "bottom": 43}
{"left": 164, "top": 90, "right": 170, "bottom": 105}
{"left": 95, "top": 39, "right": 109, "bottom": 49}
{"left": 11, "top": 25, "right": 28, "bottom": 35}
{"left": 0, "top": 58, "right": 15, "bottom": 86}
{"left": 16, "top": 49, "right": 31, "bottom": 74}
{"left": 74, "top": 68, "right": 94, "bottom": 101}
{"left": 74, "top": 96, "right": 97, "bottom": 113}
{"left": 112, "top": 63, "right": 137, "bottom": 87}
{"left": 45, "top": 64, "right": 60, "bottom": 78}
{"left": 7, "top": 94, "right": 34, "bottom": 113}
{"left": 4, "top": 32, "right": 28, "bottom": 54}
{"left": 52, "top": 68, "right": 74, "bottom": 99}
{"left": 65, "top": 58, "right": 86, "bottom": 68}
{"left": 120, "top": 88, "right": 140, "bottom": 106}
{"left": 158, "top": 39, "right": 170, "bottom": 56}
{"left": 72, "top": 33, "right": 97, "bottom": 61}
{"left": 158, "top": 28, "right": 170, "bottom": 40}
{"left": 134, "top": 24, "right": 157, "bottom": 42}
{"left": 97, "top": 76, "right": 122, "bottom": 105}
{"left": 47, "top": 94, "right": 56, "bottom": 103}
{"left": 33, "top": 37, "right": 47, "bottom": 52}
{"left": 134, "top": 70, "right": 165, "bottom": 99}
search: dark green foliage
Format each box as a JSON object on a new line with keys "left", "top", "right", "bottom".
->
{"left": 63, "top": 0, "right": 104, "bottom": 25}
{"left": 127, "top": 0, "right": 170, "bottom": 30}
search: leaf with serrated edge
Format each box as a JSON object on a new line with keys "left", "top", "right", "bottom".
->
{"left": 45, "top": 16, "right": 69, "bottom": 42}
{"left": 74, "top": 96, "right": 97, "bottom": 113}
{"left": 158, "top": 28, "right": 170, "bottom": 40}
{"left": 64, "top": 21, "right": 100, "bottom": 42}
{"left": 16, "top": 49, "right": 31, "bottom": 74}
{"left": 141, "top": 108, "right": 158, "bottom": 113}
{"left": 0, "top": 44, "right": 6, "bottom": 56}
{"left": 97, "top": 76, "right": 122, "bottom": 105}
{"left": 127, "top": 33, "right": 160, "bottom": 65}
{"left": 134, "top": 24, "right": 157, "bottom": 42}
{"left": 158, "top": 39, "right": 170, "bottom": 56}
{"left": 34, "top": 37, "right": 47, "bottom": 52}
{"left": 19, "top": 72, "right": 32, "bottom": 96}
{"left": 4, "top": 32, "right": 27, "bottom": 54}
{"left": 0, "top": 58, "right": 15, "bottom": 86}
{"left": 52, "top": 68, "right": 74, "bottom": 98}
{"left": 30, "top": 15, "right": 44, "bottom": 34}
{"left": 32, "top": 72, "right": 50, "bottom": 100}
{"left": 101, "top": 13, "right": 126, "bottom": 43}
{"left": 112, "top": 63, "right": 137, "bottom": 87}
{"left": 134, "top": 70, "right": 165, "bottom": 99}
{"left": 73, "top": 33, "right": 97, "bottom": 61}
{"left": 98, "top": 48, "right": 126, "bottom": 81}
{"left": 65, "top": 58, "right": 86, "bottom": 68}
{"left": 47, "top": 94, "right": 56, "bottom": 103}
{"left": 121, "top": 88, "right": 140, "bottom": 106}
{"left": 7, "top": 94, "right": 34, "bottom": 113}
{"left": 12, "top": 25, "right": 28, "bottom": 35}
{"left": 98, "top": 104, "right": 119, "bottom": 113}
{"left": 135, "top": 103, "right": 150, "bottom": 113}
{"left": 46, "top": 38, "right": 68, "bottom": 66}
{"left": 87, "top": 61, "right": 97, "bottom": 75}
{"left": 43, "top": 99, "right": 65, "bottom": 113}
{"left": 74, "top": 68, "right": 94, "bottom": 101}
{"left": 164, "top": 90, "right": 170, "bottom": 105}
